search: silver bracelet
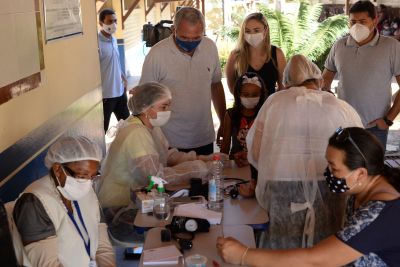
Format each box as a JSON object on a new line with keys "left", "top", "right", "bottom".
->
{"left": 240, "top": 247, "right": 249, "bottom": 266}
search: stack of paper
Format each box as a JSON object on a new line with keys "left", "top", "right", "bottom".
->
{"left": 173, "top": 203, "right": 222, "bottom": 224}
{"left": 142, "top": 245, "right": 182, "bottom": 265}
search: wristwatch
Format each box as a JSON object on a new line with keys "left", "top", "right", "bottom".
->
{"left": 384, "top": 116, "right": 393, "bottom": 126}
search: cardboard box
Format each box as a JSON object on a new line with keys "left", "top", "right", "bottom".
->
{"left": 136, "top": 192, "right": 154, "bottom": 213}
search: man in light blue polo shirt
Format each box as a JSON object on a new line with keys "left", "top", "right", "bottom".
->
{"left": 322, "top": 1, "right": 400, "bottom": 149}
{"left": 98, "top": 9, "right": 129, "bottom": 132}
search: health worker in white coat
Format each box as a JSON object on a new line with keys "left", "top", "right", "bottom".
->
{"left": 98, "top": 82, "right": 221, "bottom": 210}
{"left": 244, "top": 55, "right": 363, "bottom": 249}
{"left": 12, "top": 136, "right": 115, "bottom": 267}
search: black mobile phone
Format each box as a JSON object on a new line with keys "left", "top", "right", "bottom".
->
{"left": 124, "top": 247, "right": 142, "bottom": 260}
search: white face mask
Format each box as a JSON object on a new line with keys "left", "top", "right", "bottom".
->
{"left": 56, "top": 167, "right": 93, "bottom": 201}
{"left": 102, "top": 22, "right": 117, "bottom": 35}
{"left": 241, "top": 97, "right": 260, "bottom": 109}
{"left": 244, "top": 32, "right": 264, "bottom": 48}
{"left": 149, "top": 111, "right": 171, "bottom": 127}
{"left": 349, "top": 23, "right": 371, "bottom": 43}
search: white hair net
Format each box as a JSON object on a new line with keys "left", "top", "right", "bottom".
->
{"left": 128, "top": 82, "right": 172, "bottom": 115}
{"left": 283, "top": 55, "right": 322, "bottom": 88}
{"left": 44, "top": 136, "right": 102, "bottom": 168}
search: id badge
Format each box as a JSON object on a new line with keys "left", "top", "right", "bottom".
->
{"left": 89, "top": 260, "right": 97, "bottom": 267}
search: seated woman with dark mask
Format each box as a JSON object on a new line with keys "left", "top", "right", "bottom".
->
{"left": 217, "top": 127, "right": 400, "bottom": 267}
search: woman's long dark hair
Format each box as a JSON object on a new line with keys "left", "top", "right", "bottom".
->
{"left": 328, "top": 127, "right": 400, "bottom": 192}
{"left": 231, "top": 72, "right": 268, "bottom": 130}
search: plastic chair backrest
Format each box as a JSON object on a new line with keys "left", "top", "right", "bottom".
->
{"left": 0, "top": 200, "right": 19, "bottom": 266}
{"left": 3, "top": 200, "right": 32, "bottom": 267}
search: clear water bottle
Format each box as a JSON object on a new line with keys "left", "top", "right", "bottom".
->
{"left": 208, "top": 154, "right": 224, "bottom": 211}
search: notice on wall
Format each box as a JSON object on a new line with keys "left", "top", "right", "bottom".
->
{"left": 44, "top": 0, "right": 83, "bottom": 42}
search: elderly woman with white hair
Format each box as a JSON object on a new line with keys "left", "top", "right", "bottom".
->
{"left": 239, "top": 55, "right": 363, "bottom": 249}
{"left": 98, "top": 82, "right": 215, "bottom": 210}
{"left": 12, "top": 136, "right": 115, "bottom": 267}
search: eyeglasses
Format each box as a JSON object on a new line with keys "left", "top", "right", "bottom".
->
{"left": 335, "top": 127, "right": 367, "bottom": 165}
{"left": 62, "top": 165, "right": 100, "bottom": 180}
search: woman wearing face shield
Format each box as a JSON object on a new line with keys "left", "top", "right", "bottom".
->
{"left": 12, "top": 136, "right": 115, "bottom": 267}
{"left": 98, "top": 82, "right": 217, "bottom": 210}
{"left": 225, "top": 12, "right": 287, "bottom": 95}
{"left": 217, "top": 127, "right": 400, "bottom": 266}
{"left": 243, "top": 55, "right": 363, "bottom": 249}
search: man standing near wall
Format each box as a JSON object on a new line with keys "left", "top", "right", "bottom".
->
{"left": 98, "top": 9, "right": 130, "bottom": 132}
{"left": 139, "top": 7, "right": 226, "bottom": 155}
{"left": 322, "top": 1, "right": 400, "bottom": 149}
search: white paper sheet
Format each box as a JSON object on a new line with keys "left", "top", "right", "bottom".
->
{"left": 173, "top": 203, "right": 222, "bottom": 224}
{"left": 143, "top": 245, "right": 182, "bottom": 265}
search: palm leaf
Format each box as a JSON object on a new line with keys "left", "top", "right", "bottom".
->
{"left": 292, "top": 1, "right": 322, "bottom": 55}
{"left": 300, "top": 14, "right": 348, "bottom": 61}
{"left": 276, "top": 11, "right": 295, "bottom": 56}
{"left": 260, "top": 5, "right": 294, "bottom": 56}
{"left": 219, "top": 25, "right": 240, "bottom": 41}
{"left": 216, "top": 3, "right": 349, "bottom": 70}
{"left": 259, "top": 6, "right": 281, "bottom": 46}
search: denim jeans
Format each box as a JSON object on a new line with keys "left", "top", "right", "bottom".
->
{"left": 366, "top": 126, "right": 388, "bottom": 151}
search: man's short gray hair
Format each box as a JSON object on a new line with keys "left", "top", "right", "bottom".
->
{"left": 174, "top": 7, "right": 205, "bottom": 30}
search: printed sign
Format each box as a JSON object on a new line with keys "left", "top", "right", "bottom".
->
{"left": 44, "top": 0, "right": 83, "bottom": 41}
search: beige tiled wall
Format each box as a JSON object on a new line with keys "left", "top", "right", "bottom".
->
{"left": 0, "top": 1, "right": 40, "bottom": 88}
{"left": 0, "top": 0, "right": 102, "bottom": 153}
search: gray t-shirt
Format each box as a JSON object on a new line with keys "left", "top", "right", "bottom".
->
{"left": 325, "top": 33, "right": 400, "bottom": 126}
{"left": 13, "top": 193, "right": 56, "bottom": 243}
{"left": 139, "top": 36, "right": 222, "bottom": 149}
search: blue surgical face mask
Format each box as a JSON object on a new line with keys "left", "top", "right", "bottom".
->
{"left": 175, "top": 36, "right": 201, "bottom": 53}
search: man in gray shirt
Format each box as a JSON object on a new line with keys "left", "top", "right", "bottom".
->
{"left": 322, "top": 1, "right": 400, "bottom": 149}
{"left": 139, "top": 7, "right": 226, "bottom": 155}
